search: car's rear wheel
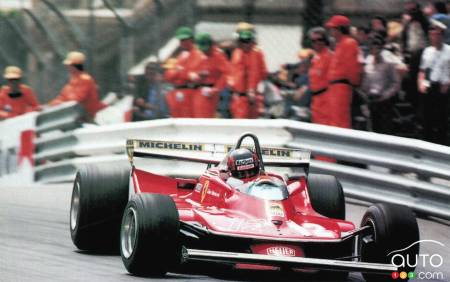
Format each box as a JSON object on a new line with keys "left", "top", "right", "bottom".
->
{"left": 70, "top": 164, "right": 130, "bottom": 252}
{"left": 359, "top": 203, "right": 419, "bottom": 282}
{"left": 306, "top": 174, "right": 346, "bottom": 220}
{"left": 120, "top": 193, "right": 181, "bottom": 277}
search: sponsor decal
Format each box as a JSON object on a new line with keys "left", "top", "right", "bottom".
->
{"left": 237, "top": 164, "right": 255, "bottom": 171}
{"left": 228, "top": 219, "right": 271, "bottom": 233}
{"left": 137, "top": 140, "right": 203, "bottom": 151}
{"left": 225, "top": 145, "right": 292, "bottom": 158}
{"left": 267, "top": 246, "right": 296, "bottom": 257}
{"left": 200, "top": 180, "right": 210, "bottom": 203}
{"left": 194, "top": 183, "right": 202, "bottom": 192}
{"left": 126, "top": 140, "right": 134, "bottom": 161}
{"left": 235, "top": 157, "right": 255, "bottom": 171}
{"left": 390, "top": 240, "right": 445, "bottom": 280}
{"left": 235, "top": 157, "right": 254, "bottom": 166}
{"left": 261, "top": 148, "right": 291, "bottom": 158}
{"left": 268, "top": 203, "right": 285, "bottom": 217}
{"left": 251, "top": 244, "right": 303, "bottom": 258}
{"left": 206, "top": 189, "right": 220, "bottom": 198}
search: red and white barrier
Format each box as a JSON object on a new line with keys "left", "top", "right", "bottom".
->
{"left": 0, "top": 112, "right": 38, "bottom": 185}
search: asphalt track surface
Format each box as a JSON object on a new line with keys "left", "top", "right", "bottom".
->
{"left": 1, "top": 184, "right": 449, "bottom": 282}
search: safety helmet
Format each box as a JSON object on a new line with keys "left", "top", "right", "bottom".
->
{"left": 227, "top": 148, "right": 260, "bottom": 179}
{"left": 195, "top": 32, "right": 213, "bottom": 52}
{"left": 63, "top": 51, "right": 86, "bottom": 65}
{"left": 236, "top": 22, "right": 255, "bottom": 33}
{"left": 175, "top": 26, "right": 194, "bottom": 40}
{"left": 325, "top": 15, "right": 351, "bottom": 28}
{"left": 237, "top": 30, "right": 255, "bottom": 43}
{"left": 4, "top": 66, "right": 22, "bottom": 79}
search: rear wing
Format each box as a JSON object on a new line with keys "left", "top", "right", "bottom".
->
{"left": 126, "top": 139, "right": 310, "bottom": 168}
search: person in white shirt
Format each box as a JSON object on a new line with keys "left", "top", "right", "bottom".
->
{"left": 417, "top": 20, "right": 450, "bottom": 145}
{"left": 360, "top": 34, "right": 401, "bottom": 134}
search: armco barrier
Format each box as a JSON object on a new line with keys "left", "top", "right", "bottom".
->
{"left": 36, "top": 102, "right": 84, "bottom": 134}
{"left": 32, "top": 118, "right": 450, "bottom": 220}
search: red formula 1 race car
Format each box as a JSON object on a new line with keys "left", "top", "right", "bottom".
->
{"left": 70, "top": 133, "right": 420, "bottom": 281}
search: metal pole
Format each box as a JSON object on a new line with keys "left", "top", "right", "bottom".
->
{"left": 302, "top": 0, "right": 324, "bottom": 48}
{"left": 87, "top": 0, "right": 96, "bottom": 74}
{"left": 40, "top": 0, "right": 87, "bottom": 51}
{"left": 102, "top": 0, "right": 134, "bottom": 91}
{"left": 22, "top": 8, "right": 65, "bottom": 60}
{"left": 0, "top": 16, "right": 44, "bottom": 66}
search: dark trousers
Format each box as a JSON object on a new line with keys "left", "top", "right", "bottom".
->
{"left": 423, "top": 84, "right": 449, "bottom": 145}
{"left": 369, "top": 98, "right": 395, "bottom": 135}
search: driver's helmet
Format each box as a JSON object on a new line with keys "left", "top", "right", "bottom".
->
{"left": 227, "top": 148, "right": 260, "bottom": 179}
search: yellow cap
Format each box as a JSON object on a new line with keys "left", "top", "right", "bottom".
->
{"left": 162, "top": 58, "right": 177, "bottom": 70}
{"left": 4, "top": 66, "right": 22, "bottom": 79}
{"left": 63, "top": 51, "right": 86, "bottom": 65}
{"left": 298, "top": 48, "right": 315, "bottom": 60}
{"left": 236, "top": 22, "right": 255, "bottom": 32}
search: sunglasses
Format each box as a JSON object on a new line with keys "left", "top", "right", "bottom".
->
{"left": 311, "top": 38, "right": 325, "bottom": 43}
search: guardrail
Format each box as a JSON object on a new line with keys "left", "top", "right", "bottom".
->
{"left": 36, "top": 102, "right": 84, "bottom": 134}
{"left": 33, "top": 117, "right": 450, "bottom": 220}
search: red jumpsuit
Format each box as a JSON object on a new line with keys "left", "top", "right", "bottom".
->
{"left": 0, "top": 84, "right": 40, "bottom": 119}
{"left": 165, "top": 47, "right": 204, "bottom": 117}
{"left": 49, "top": 72, "right": 105, "bottom": 119}
{"left": 192, "top": 46, "right": 231, "bottom": 118}
{"left": 327, "top": 35, "right": 362, "bottom": 128}
{"left": 309, "top": 48, "right": 336, "bottom": 162}
{"left": 228, "top": 45, "right": 268, "bottom": 118}
{"left": 309, "top": 48, "right": 333, "bottom": 125}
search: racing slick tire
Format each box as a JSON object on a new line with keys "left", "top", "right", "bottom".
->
{"left": 306, "top": 174, "right": 346, "bottom": 220}
{"left": 70, "top": 164, "right": 130, "bottom": 252}
{"left": 360, "top": 203, "right": 419, "bottom": 282}
{"left": 120, "top": 193, "right": 181, "bottom": 277}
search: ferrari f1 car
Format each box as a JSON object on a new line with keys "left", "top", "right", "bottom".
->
{"left": 70, "top": 133, "right": 420, "bottom": 281}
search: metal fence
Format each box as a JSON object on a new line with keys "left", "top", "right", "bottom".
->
{"left": 1, "top": 1, "right": 447, "bottom": 143}
{"left": 1, "top": 1, "right": 406, "bottom": 97}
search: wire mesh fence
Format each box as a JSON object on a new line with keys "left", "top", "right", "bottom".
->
{"left": 0, "top": 0, "right": 449, "bottom": 144}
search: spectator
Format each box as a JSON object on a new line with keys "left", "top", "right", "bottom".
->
{"left": 326, "top": 15, "right": 362, "bottom": 129}
{"left": 356, "top": 26, "right": 371, "bottom": 58}
{"left": 425, "top": 1, "right": 450, "bottom": 43}
{"left": 370, "top": 15, "right": 388, "bottom": 39}
{"left": 384, "top": 23, "right": 409, "bottom": 76}
{"left": 401, "top": 1, "right": 429, "bottom": 121}
{"left": 132, "top": 61, "right": 169, "bottom": 121}
{"left": 308, "top": 27, "right": 333, "bottom": 125}
{"left": 49, "top": 51, "right": 106, "bottom": 120}
{"left": 0, "top": 66, "right": 40, "bottom": 119}
{"left": 228, "top": 27, "right": 268, "bottom": 118}
{"left": 307, "top": 27, "right": 335, "bottom": 162}
{"left": 360, "top": 35, "right": 401, "bottom": 134}
{"left": 417, "top": 20, "right": 450, "bottom": 145}
{"left": 164, "top": 26, "right": 203, "bottom": 117}
{"left": 192, "top": 32, "right": 231, "bottom": 118}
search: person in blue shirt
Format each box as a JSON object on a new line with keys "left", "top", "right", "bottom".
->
{"left": 133, "top": 61, "right": 170, "bottom": 121}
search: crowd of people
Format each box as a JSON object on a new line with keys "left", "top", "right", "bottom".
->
{"left": 132, "top": 1, "right": 450, "bottom": 146}
{"left": 1, "top": 1, "right": 449, "bottom": 147}
{"left": 0, "top": 51, "right": 105, "bottom": 122}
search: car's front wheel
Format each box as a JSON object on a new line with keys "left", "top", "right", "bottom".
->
{"left": 306, "top": 174, "right": 346, "bottom": 220}
{"left": 120, "top": 193, "right": 181, "bottom": 277}
{"left": 359, "top": 203, "right": 419, "bottom": 282}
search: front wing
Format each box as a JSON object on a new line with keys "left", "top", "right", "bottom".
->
{"left": 185, "top": 249, "right": 397, "bottom": 274}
